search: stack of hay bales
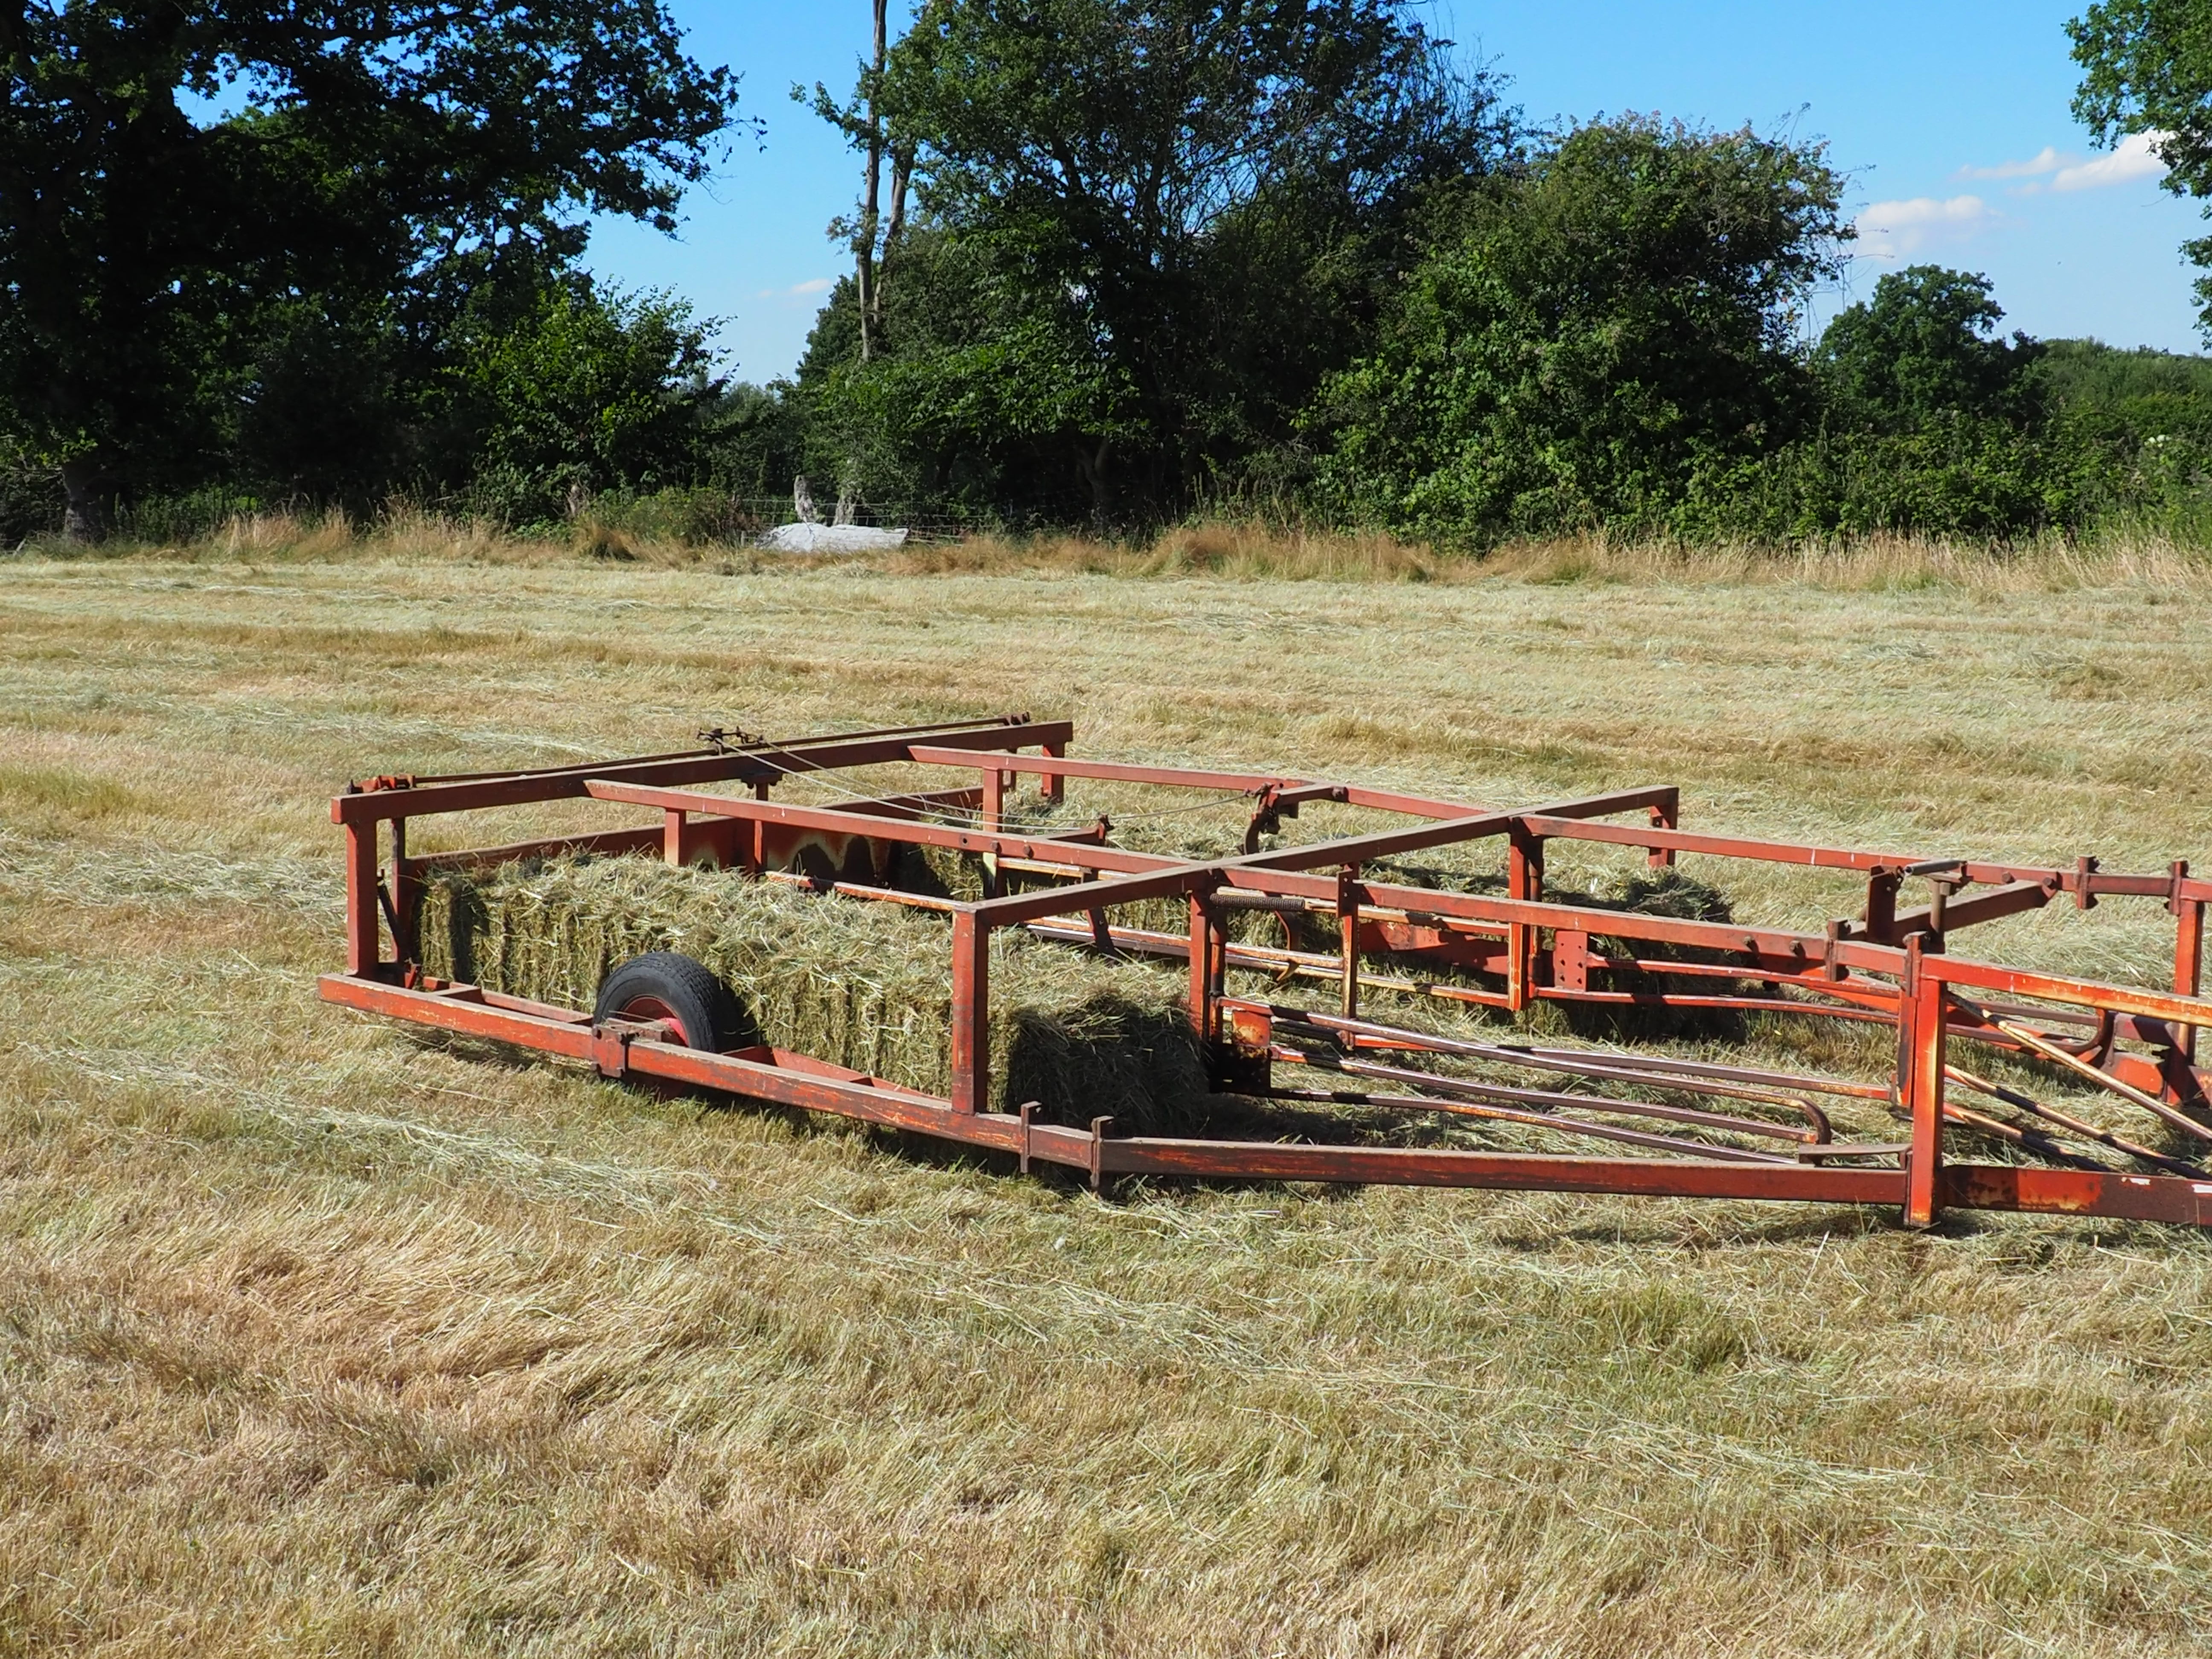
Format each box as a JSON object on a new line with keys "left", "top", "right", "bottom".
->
{"left": 415, "top": 853, "right": 1210, "bottom": 1132}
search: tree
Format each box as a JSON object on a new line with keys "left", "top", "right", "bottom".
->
{"left": 2069, "top": 2, "right": 2212, "bottom": 332}
{"left": 1817, "top": 266, "right": 2041, "bottom": 431}
{"left": 803, "top": 0, "right": 898, "bottom": 365}
{"left": 860, "top": 0, "right": 1513, "bottom": 520}
{"left": 453, "top": 285, "right": 724, "bottom": 526}
{"left": 0, "top": 3, "right": 740, "bottom": 536}
{"left": 1312, "top": 118, "right": 1848, "bottom": 544}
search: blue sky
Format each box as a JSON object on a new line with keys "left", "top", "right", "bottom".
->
{"left": 583, "top": 2, "right": 2211, "bottom": 383}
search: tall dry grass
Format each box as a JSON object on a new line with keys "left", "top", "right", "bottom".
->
{"left": 6, "top": 553, "right": 2212, "bottom": 1653}
{"left": 22, "top": 504, "right": 2212, "bottom": 592}
{"left": 1479, "top": 527, "right": 2212, "bottom": 592}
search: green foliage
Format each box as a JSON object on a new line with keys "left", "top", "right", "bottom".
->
{"left": 452, "top": 287, "right": 722, "bottom": 527}
{"left": 0, "top": 1, "right": 739, "bottom": 534}
{"left": 2070, "top": 2, "right": 2212, "bottom": 332}
{"left": 573, "top": 487, "right": 766, "bottom": 547}
{"left": 1675, "top": 420, "right": 2078, "bottom": 543}
{"left": 1687, "top": 267, "right": 2069, "bottom": 543}
{"left": 2035, "top": 340, "right": 2212, "bottom": 538}
{"left": 850, "top": 0, "right": 1514, "bottom": 520}
{"left": 795, "top": 236, "right": 1144, "bottom": 518}
{"left": 0, "top": 431, "right": 60, "bottom": 545}
{"left": 14, "top": 0, "right": 2212, "bottom": 550}
{"left": 1310, "top": 117, "right": 1846, "bottom": 545}
{"left": 1818, "top": 267, "right": 2043, "bottom": 431}
{"left": 1697, "top": 328, "right": 2212, "bottom": 545}
{"left": 704, "top": 382, "right": 808, "bottom": 501}
{"left": 2033, "top": 335, "right": 2212, "bottom": 403}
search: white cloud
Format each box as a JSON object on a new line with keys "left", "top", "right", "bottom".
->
{"left": 1854, "top": 194, "right": 1997, "bottom": 259}
{"left": 2049, "top": 130, "right": 2168, "bottom": 192}
{"left": 1959, "top": 146, "right": 2067, "bottom": 182}
{"left": 753, "top": 276, "right": 836, "bottom": 300}
{"left": 1950, "top": 132, "right": 2170, "bottom": 195}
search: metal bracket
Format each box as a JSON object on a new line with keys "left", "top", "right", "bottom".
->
{"left": 1243, "top": 786, "right": 1282, "bottom": 854}
{"left": 1903, "top": 858, "right": 1964, "bottom": 878}
{"left": 1089, "top": 1115, "right": 1115, "bottom": 1192}
{"left": 699, "top": 726, "right": 765, "bottom": 754}
{"left": 590, "top": 1023, "right": 634, "bottom": 1080}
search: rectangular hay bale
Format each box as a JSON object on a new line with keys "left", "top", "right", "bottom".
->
{"left": 415, "top": 854, "right": 1210, "bottom": 1132}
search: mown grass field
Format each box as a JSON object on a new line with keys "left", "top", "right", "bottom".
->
{"left": 6, "top": 534, "right": 2212, "bottom": 1656}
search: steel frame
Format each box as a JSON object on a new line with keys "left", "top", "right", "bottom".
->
{"left": 321, "top": 715, "right": 2212, "bottom": 1230}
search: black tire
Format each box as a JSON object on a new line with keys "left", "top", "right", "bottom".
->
{"left": 593, "top": 952, "right": 745, "bottom": 1051}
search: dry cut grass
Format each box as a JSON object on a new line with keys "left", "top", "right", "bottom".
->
{"left": 4, "top": 548, "right": 2212, "bottom": 1655}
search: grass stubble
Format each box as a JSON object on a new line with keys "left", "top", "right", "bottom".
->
{"left": 3, "top": 530, "right": 2212, "bottom": 1655}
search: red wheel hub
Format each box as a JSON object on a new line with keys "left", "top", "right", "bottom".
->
{"left": 614, "top": 994, "right": 692, "bottom": 1047}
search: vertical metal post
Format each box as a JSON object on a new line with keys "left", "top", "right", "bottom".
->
{"left": 1647, "top": 790, "right": 1679, "bottom": 870}
{"left": 1506, "top": 827, "right": 1543, "bottom": 1010}
{"left": 1900, "top": 936, "right": 1949, "bottom": 1228}
{"left": 1337, "top": 864, "right": 1360, "bottom": 1019}
{"left": 949, "top": 909, "right": 989, "bottom": 1114}
{"left": 344, "top": 821, "right": 380, "bottom": 976}
{"left": 982, "top": 765, "right": 1004, "bottom": 832}
{"left": 663, "top": 808, "right": 687, "bottom": 867}
{"left": 390, "top": 817, "right": 419, "bottom": 966}
{"left": 1083, "top": 869, "right": 1114, "bottom": 955}
{"left": 1188, "top": 890, "right": 1221, "bottom": 1045}
{"left": 1040, "top": 740, "right": 1065, "bottom": 806}
{"left": 2172, "top": 862, "right": 2202, "bottom": 1068}
{"left": 1864, "top": 868, "right": 1901, "bottom": 943}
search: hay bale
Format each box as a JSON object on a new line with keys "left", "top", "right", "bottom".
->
{"left": 415, "top": 854, "right": 1209, "bottom": 1132}
{"left": 884, "top": 809, "right": 1282, "bottom": 942}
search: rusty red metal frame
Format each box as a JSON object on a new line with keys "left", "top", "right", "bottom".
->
{"left": 320, "top": 715, "right": 2212, "bottom": 1230}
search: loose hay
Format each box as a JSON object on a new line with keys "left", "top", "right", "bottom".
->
{"left": 416, "top": 853, "right": 1211, "bottom": 1132}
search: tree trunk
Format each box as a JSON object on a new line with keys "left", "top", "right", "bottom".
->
{"left": 877, "top": 148, "right": 910, "bottom": 331}
{"left": 58, "top": 457, "right": 109, "bottom": 542}
{"left": 855, "top": 0, "right": 888, "bottom": 363}
{"left": 1075, "top": 436, "right": 1113, "bottom": 527}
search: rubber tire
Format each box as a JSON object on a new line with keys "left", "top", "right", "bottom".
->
{"left": 593, "top": 952, "right": 745, "bottom": 1052}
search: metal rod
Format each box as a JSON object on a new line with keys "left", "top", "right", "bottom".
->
{"left": 1998, "top": 1020, "right": 2212, "bottom": 1144}
{"left": 1941, "top": 1064, "right": 2181, "bottom": 1173}
{"left": 1262, "top": 1085, "right": 1793, "bottom": 1164}
{"left": 1245, "top": 1002, "right": 1852, "bottom": 1131}
{"left": 1327, "top": 1031, "right": 1833, "bottom": 1139}
{"left": 1273, "top": 1045, "right": 1813, "bottom": 1149}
